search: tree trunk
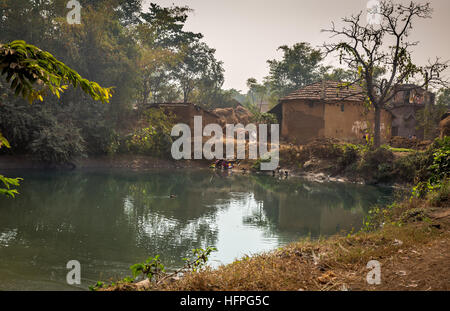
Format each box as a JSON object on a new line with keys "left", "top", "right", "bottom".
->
{"left": 374, "top": 104, "right": 381, "bottom": 148}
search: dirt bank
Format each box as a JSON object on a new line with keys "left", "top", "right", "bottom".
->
{"left": 0, "top": 154, "right": 207, "bottom": 170}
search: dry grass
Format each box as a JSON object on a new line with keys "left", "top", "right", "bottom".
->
{"left": 152, "top": 221, "right": 447, "bottom": 291}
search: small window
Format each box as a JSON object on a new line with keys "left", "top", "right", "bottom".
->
{"left": 340, "top": 103, "right": 345, "bottom": 112}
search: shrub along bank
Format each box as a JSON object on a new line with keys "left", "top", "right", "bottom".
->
{"left": 278, "top": 137, "right": 449, "bottom": 186}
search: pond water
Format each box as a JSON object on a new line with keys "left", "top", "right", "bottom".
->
{"left": 0, "top": 169, "right": 394, "bottom": 290}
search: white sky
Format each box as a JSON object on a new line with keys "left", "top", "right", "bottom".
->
{"left": 144, "top": 0, "right": 450, "bottom": 92}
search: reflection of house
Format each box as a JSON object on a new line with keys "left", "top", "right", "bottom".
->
{"left": 275, "top": 191, "right": 364, "bottom": 236}
{"left": 269, "top": 81, "right": 392, "bottom": 144}
{"left": 387, "top": 85, "right": 435, "bottom": 139}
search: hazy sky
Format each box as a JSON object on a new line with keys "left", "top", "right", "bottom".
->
{"left": 143, "top": 0, "right": 450, "bottom": 91}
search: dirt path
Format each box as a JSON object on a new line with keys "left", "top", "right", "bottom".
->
{"left": 352, "top": 209, "right": 450, "bottom": 290}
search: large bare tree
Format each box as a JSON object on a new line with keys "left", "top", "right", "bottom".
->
{"left": 323, "top": 0, "right": 448, "bottom": 147}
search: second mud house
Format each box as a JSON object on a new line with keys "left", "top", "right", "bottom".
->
{"left": 387, "top": 85, "right": 435, "bottom": 139}
{"left": 269, "top": 81, "right": 392, "bottom": 144}
{"left": 146, "top": 102, "right": 221, "bottom": 131}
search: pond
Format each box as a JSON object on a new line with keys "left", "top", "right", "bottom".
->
{"left": 0, "top": 169, "right": 394, "bottom": 290}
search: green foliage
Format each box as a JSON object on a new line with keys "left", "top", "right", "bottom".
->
{"left": 416, "top": 88, "right": 448, "bottom": 139}
{"left": 320, "top": 67, "right": 357, "bottom": 82}
{"left": 266, "top": 42, "right": 324, "bottom": 98}
{"left": 436, "top": 88, "right": 450, "bottom": 108}
{"left": 357, "top": 147, "right": 395, "bottom": 183}
{"left": 0, "top": 131, "right": 21, "bottom": 197}
{"left": 251, "top": 112, "right": 278, "bottom": 125}
{"left": 139, "top": 3, "right": 202, "bottom": 48}
{"left": 80, "top": 117, "right": 119, "bottom": 156}
{"left": 390, "top": 151, "right": 423, "bottom": 182}
{"left": 0, "top": 174, "right": 22, "bottom": 198}
{"left": 0, "top": 1, "right": 228, "bottom": 164}
{"left": 173, "top": 41, "right": 225, "bottom": 104}
{"left": 88, "top": 281, "right": 105, "bottom": 291}
{"left": 183, "top": 246, "right": 217, "bottom": 272}
{"left": 126, "top": 108, "right": 176, "bottom": 157}
{"left": 252, "top": 157, "right": 272, "bottom": 171}
{"left": 29, "top": 122, "right": 85, "bottom": 165}
{"left": 412, "top": 137, "right": 450, "bottom": 197}
{"left": 130, "top": 254, "right": 166, "bottom": 281}
{"left": 91, "top": 246, "right": 217, "bottom": 289}
{"left": 383, "top": 145, "right": 414, "bottom": 153}
{"left": 0, "top": 131, "right": 10, "bottom": 148}
{"left": 335, "top": 144, "right": 360, "bottom": 169}
{"left": 427, "top": 178, "right": 450, "bottom": 207}
{"left": 0, "top": 40, "right": 113, "bottom": 104}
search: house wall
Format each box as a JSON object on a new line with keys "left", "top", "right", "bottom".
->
{"left": 324, "top": 101, "right": 391, "bottom": 143}
{"left": 390, "top": 105, "right": 424, "bottom": 139}
{"left": 281, "top": 100, "right": 391, "bottom": 143}
{"left": 281, "top": 100, "right": 325, "bottom": 144}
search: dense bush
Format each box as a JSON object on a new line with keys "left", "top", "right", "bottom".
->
{"left": 126, "top": 108, "right": 176, "bottom": 157}
{"left": 80, "top": 120, "right": 120, "bottom": 156}
{"left": 413, "top": 137, "right": 450, "bottom": 197}
{"left": 391, "top": 151, "right": 424, "bottom": 182}
{"left": 335, "top": 144, "right": 360, "bottom": 170}
{"left": 29, "top": 122, "right": 85, "bottom": 165}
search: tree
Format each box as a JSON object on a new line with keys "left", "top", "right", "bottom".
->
{"left": 323, "top": 0, "right": 448, "bottom": 147}
{"left": 436, "top": 88, "right": 450, "bottom": 109}
{"left": 266, "top": 42, "right": 324, "bottom": 97}
{"left": 416, "top": 88, "right": 450, "bottom": 139}
{"left": 136, "top": 3, "right": 202, "bottom": 105}
{"left": 246, "top": 78, "right": 269, "bottom": 112}
{"left": 0, "top": 40, "right": 112, "bottom": 196}
{"left": 139, "top": 3, "right": 202, "bottom": 48}
{"left": 320, "top": 67, "right": 357, "bottom": 82}
{"left": 80, "top": 0, "right": 143, "bottom": 26}
{"left": 173, "top": 42, "right": 224, "bottom": 104}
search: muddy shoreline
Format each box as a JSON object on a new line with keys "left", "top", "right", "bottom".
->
{"left": 0, "top": 154, "right": 409, "bottom": 189}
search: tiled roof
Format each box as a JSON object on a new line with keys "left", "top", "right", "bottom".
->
{"left": 147, "top": 102, "right": 220, "bottom": 118}
{"left": 280, "top": 81, "right": 365, "bottom": 102}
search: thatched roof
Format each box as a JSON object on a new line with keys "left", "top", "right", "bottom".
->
{"left": 280, "top": 80, "right": 365, "bottom": 102}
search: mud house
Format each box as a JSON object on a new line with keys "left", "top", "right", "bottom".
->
{"left": 269, "top": 80, "right": 392, "bottom": 144}
{"left": 212, "top": 104, "right": 252, "bottom": 127}
{"left": 145, "top": 102, "right": 221, "bottom": 131}
{"left": 387, "top": 85, "right": 435, "bottom": 139}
